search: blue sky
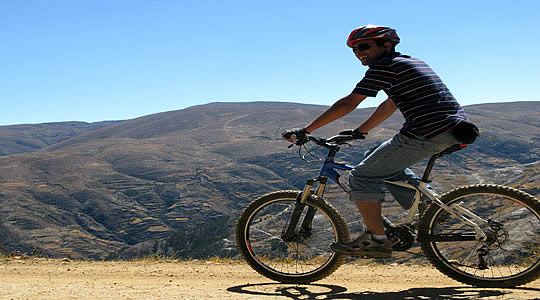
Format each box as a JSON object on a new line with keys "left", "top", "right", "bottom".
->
{"left": 1, "top": 0, "right": 539, "bottom": 125}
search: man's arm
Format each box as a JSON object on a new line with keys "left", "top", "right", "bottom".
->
{"left": 355, "top": 97, "right": 397, "bottom": 133}
{"left": 304, "top": 93, "right": 367, "bottom": 133}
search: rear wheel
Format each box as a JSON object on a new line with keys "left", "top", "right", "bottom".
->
{"left": 419, "top": 184, "right": 540, "bottom": 287}
{"left": 236, "top": 190, "right": 350, "bottom": 283}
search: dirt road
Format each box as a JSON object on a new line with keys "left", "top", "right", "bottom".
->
{"left": 1, "top": 257, "right": 539, "bottom": 300}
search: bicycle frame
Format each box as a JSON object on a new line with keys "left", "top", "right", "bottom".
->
{"left": 294, "top": 140, "right": 489, "bottom": 243}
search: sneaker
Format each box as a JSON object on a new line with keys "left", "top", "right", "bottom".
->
{"left": 331, "top": 231, "right": 392, "bottom": 259}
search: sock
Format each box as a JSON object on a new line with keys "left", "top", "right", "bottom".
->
{"left": 371, "top": 233, "right": 388, "bottom": 243}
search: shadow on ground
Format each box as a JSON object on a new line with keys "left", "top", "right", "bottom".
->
{"left": 227, "top": 282, "right": 540, "bottom": 300}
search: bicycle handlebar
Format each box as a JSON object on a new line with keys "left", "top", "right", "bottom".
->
{"left": 290, "top": 134, "right": 364, "bottom": 149}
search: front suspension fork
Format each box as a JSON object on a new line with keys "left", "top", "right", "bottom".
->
{"left": 282, "top": 177, "right": 327, "bottom": 242}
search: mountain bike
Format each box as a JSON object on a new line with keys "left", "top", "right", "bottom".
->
{"left": 235, "top": 133, "right": 540, "bottom": 288}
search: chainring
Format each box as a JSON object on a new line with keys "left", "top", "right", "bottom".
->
{"left": 386, "top": 226, "right": 415, "bottom": 251}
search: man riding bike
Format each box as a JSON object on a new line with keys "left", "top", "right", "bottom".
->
{"left": 283, "top": 25, "right": 477, "bottom": 259}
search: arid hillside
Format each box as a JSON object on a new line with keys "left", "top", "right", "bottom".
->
{"left": 0, "top": 101, "right": 538, "bottom": 259}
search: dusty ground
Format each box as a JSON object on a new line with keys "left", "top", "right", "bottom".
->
{"left": 1, "top": 257, "right": 539, "bottom": 300}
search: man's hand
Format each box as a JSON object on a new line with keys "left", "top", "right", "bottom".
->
{"left": 282, "top": 128, "right": 309, "bottom": 145}
{"left": 339, "top": 129, "right": 367, "bottom": 139}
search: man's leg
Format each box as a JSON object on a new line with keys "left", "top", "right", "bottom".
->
{"left": 355, "top": 201, "right": 384, "bottom": 235}
{"left": 332, "top": 132, "right": 460, "bottom": 257}
{"left": 348, "top": 134, "right": 429, "bottom": 239}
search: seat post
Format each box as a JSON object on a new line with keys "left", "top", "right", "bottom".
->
{"left": 421, "top": 155, "right": 438, "bottom": 183}
{"left": 421, "top": 144, "right": 467, "bottom": 182}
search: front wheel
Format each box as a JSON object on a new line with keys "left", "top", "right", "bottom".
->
{"left": 419, "top": 184, "right": 540, "bottom": 287}
{"left": 235, "top": 190, "right": 350, "bottom": 283}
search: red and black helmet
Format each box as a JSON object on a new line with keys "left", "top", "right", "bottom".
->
{"left": 347, "top": 25, "right": 400, "bottom": 47}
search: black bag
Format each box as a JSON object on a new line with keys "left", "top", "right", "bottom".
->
{"left": 452, "top": 121, "right": 479, "bottom": 144}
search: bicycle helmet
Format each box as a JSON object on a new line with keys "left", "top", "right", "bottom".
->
{"left": 347, "top": 25, "right": 400, "bottom": 47}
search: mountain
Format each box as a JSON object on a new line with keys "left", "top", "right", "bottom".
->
{"left": 0, "top": 121, "right": 120, "bottom": 156}
{"left": 0, "top": 101, "right": 538, "bottom": 259}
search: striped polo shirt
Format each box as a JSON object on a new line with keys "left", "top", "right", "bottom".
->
{"left": 353, "top": 53, "right": 467, "bottom": 138}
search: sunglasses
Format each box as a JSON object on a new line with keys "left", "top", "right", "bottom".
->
{"left": 352, "top": 43, "right": 371, "bottom": 52}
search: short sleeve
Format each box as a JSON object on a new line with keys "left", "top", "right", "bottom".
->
{"left": 352, "top": 67, "right": 394, "bottom": 97}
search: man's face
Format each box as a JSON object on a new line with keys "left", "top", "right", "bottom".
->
{"left": 352, "top": 40, "right": 388, "bottom": 66}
